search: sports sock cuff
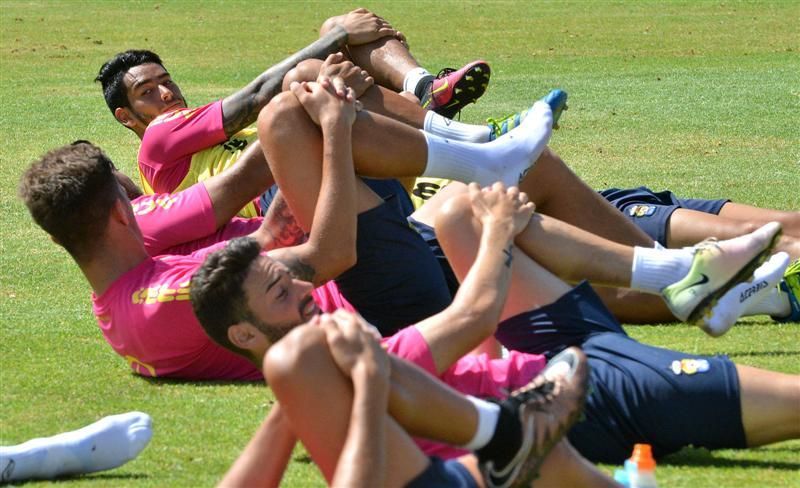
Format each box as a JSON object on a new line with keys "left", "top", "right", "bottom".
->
{"left": 631, "top": 246, "right": 693, "bottom": 293}
{"left": 475, "top": 399, "right": 522, "bottom": 467}
{"left": 403, "top": 68, "right": 434, "bottom": 97}
{"left": 421, "top": 131, "right": 479, "bottom": 183}
{"left": 462, "top": 396, "right": 500, "bottom": 450}
{"left": 423, "top": 111, "right": 436, "bottom": 133}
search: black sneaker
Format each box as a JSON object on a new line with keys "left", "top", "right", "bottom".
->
{"left": 479, "top": 347, "right": 589, "bottom": 488}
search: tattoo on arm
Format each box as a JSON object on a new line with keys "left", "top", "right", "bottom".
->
{"left": 264, "top": 197, "right": 307, "bottom": 248}
{"left": 276, "top": 253, "right": 317, "bottom": 283}
{"left": 502, "top": 245, "right": 513, "bottom": 268}
{"left": 221, "top": 25, "right": 349, "bottom": 136}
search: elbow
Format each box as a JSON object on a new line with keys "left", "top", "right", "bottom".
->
{"left": 329, "top": 248, "right": 357, "bottom": 279}
{"left": 319, "top": 15, "right": 344, "bottom": 37}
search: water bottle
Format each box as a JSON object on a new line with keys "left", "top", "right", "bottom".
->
{"left": 625, "top": 443, "right": 658, "bottom": 488}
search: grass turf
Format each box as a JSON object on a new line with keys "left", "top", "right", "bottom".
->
{"left": 1, "top": 1, "right": 798, "bottom": 486}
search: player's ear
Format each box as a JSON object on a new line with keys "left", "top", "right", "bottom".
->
{"left": 110, "top": 198, "right": 131, "bottom": 226}
{"left": 228, "top": 323, "right": 266, "bottom": 351}
{"left": 114, "top": 107, "right": 136, "bottom": 129}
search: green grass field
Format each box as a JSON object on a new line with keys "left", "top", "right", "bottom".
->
{"left": 1, "top": 1, "right": 798, "bottom": 486}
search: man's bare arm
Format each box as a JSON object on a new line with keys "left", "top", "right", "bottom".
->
{"left": 249, "top": 191, "right": 307, "bottom": 252}
{"left": 221, "top": 26, "right": 349, "bottom": 137}
{"left": 415, "top": 185, "right": 535, "bottom": 374}
{"left": 203, "top": 141, "right": 274, "bottom": 227}
{"left": 217, "top": 404, "right": 296, "bottom": 488}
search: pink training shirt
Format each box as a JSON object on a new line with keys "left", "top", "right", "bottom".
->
{"left": 383, "top": 326, "right": 547, "bottom": 460}
{"left": 92, "top": 244, "right": 263, "bottom": 380}
{"left": 138, "top": 101, "right": 227, "bottom": 193}
{"left": 132, "top": 182, "right": 263, "bottom": 256}
{"left": 95, "top": 183, "right": 356, "bottom": 380}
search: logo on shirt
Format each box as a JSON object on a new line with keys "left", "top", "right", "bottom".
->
{"left": 222, "top": 138, "right": 249, "bottom": 152}
{"left": 671, "top": 359, "right": 710, "bottom": 375}
{"left": 412, "top": 181, "right": 443, "bottom": 201}
{"left": 131, "top": 281, "right": 191, "bottom": 305}
{"left": 132, "top": 195, "right": 179, "bottom": 216}
{"left": 628, "top": 204, "right": 656, "bottom": 218}
{"left": 125, "top": 355, "right": 157, "bottom": 377}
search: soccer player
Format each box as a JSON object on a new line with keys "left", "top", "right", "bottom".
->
{"left": 19, "top": 76, "right": 553, "bottom": 380}
{"left": 220, "top": 319, "right": 596, "bottom": 488}
{"left": 95, "top": 8, "right": 490, "bottom": 211}
{"left": 190, "top": 182, "right": 798, "bottom": 466}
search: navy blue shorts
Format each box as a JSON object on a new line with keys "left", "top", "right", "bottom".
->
{"left": 335, "top": 189, "right": 452, "bottom": 337}
{"left": 259, "top": 178, "right": 415, "bottom": 218}
{"left": 406, "top": 457, "right": 477, "bottom": 488}
{"left": 408, "top": 217, "right": 461, "bottom": 298}
{"left": 496, "top": 282, "right": 746, "bottom": 463}
{"left": 599, "top": 187, "right": 729, "bottom": 246}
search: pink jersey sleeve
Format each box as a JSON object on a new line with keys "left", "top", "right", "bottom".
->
{"left": 381, "top": 326, "right": 438, "bottom": 375}
{"left": 159, "top": 217, "right": 263, "bottom": 256}
{"left": 133, "top": 183, "right": 217, "bottom": 256}
{"left": 312, "top": 281, "right": 357, "bottom": 314}
{"left": 138, "top": 101, "right": 227, "bottom": 192}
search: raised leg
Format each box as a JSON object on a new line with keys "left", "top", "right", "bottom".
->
{"left": 669, "top": 207, "right": 800, "bottom": 258}
{"left": 520, "top": 148, "right": 654, "bottom": 247}
{"left": 737, "top": 364, "right": 800, "bottom": 447}
{"left": 264, "top": 324, "right": 466, "bottom": 484}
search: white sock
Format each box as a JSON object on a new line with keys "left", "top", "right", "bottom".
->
{"left": 703, "top": 252, "right": 790, "bottom": 336}
{"left": 423, "top": 111, "right": 492, "bottom": 143}
{"left": 631, "top": 246, "right": 694, "bottom": 294}
{"left": 462, "top": 397, "right": 500, "bottom": 450}
{"left": 421, "top": 101, "right": 553, "bottom": 187}
{"left": 0, "top": 412, "right": 152, "bottom": 481}
{"left": 403, "top": 67, "right": 434, "bottom": 96}
{"left": 653, "top": 241, "right": 666, "bottom": 250}
{"left": 743, "top": 282, "right": 791, "bottom": 317}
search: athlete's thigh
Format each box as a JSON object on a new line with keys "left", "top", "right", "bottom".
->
{"left": 666, "top": 208, "right": 760, "bottom": 247}
{"left": 718, "top": 202, "right": 800, "bottom": 236}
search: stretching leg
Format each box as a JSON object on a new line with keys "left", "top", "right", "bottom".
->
{"left": 669, "top": 207, "right": 800, "bottom": 258}
{"left": 319, "top": 13, "right": 422, "bottom": 91}
{"left": 264, "top": 324, "right": 480, "bottom": 479}
{"left": 520, "top": 147, "right": 654, "bottom": 247}
{"left": 737, "top": 364, "right": 800, "bottom": 446}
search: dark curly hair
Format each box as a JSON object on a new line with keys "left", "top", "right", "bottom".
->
{"left": 191, "top": 237, "right": 290, "bottom": 359}
{"left": 95, "top": 50, "right": 164, "bottom": 114}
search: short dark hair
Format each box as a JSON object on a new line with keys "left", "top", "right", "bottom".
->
{"left": 95, "top": 50, "right": 164, "bottom": 114}
{"left": 191, "top": 237, "right": 265, "bottom": 358}
{"left": 19, "top": 141, "right": 120, "bottom": 263}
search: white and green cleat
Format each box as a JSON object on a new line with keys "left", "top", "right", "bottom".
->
{"left": 772, "top": 258, "right": 800, "bottom": 322}
{"left": 662, "top": 221, "right": 783, "bottom": 332}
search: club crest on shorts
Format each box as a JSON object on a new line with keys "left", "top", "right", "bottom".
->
{"left": 628, "top": 204, "right": 656, "bottom": 218}
{"left": 671, "top": 359, "right": 710, "bottom": 375}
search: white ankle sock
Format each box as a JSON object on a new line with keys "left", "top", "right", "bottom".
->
{"left": 403, "top": 67, "right": 434, "bottom": 97}
{"left": 631, "top": 246, "right": 694, "bottom": 294}
{"left": 462, "top": 397, "right": 500, "bottom": 450}
{"left": 743, "top": 281, "right": 791, "bottom": 317}
{"left": 421, "top": 101, "right": 552, "bottom": 186}
{"left": 423, "top": 111, "right": 492, "bottom": 143}
{"left": 0, "top": 412, "right": 152, "bottom": 481}
{"left": 704, "top": 252, "right": 790, "bottom": 335}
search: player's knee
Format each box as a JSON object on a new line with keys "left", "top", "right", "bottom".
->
{"left": 435, "top": 191, "right": 474, "bottom": 236}
{"left": 282, "top": 59, "right": 323, "bottom": 91}
{"left": 257, "top": 92, "right": 303, "bottom": 141}
{"left": 319, "top": 14, "right": 346, "bottom": 36}
{"left": 263, "top": 325, "right": 326, "bottom": 387}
